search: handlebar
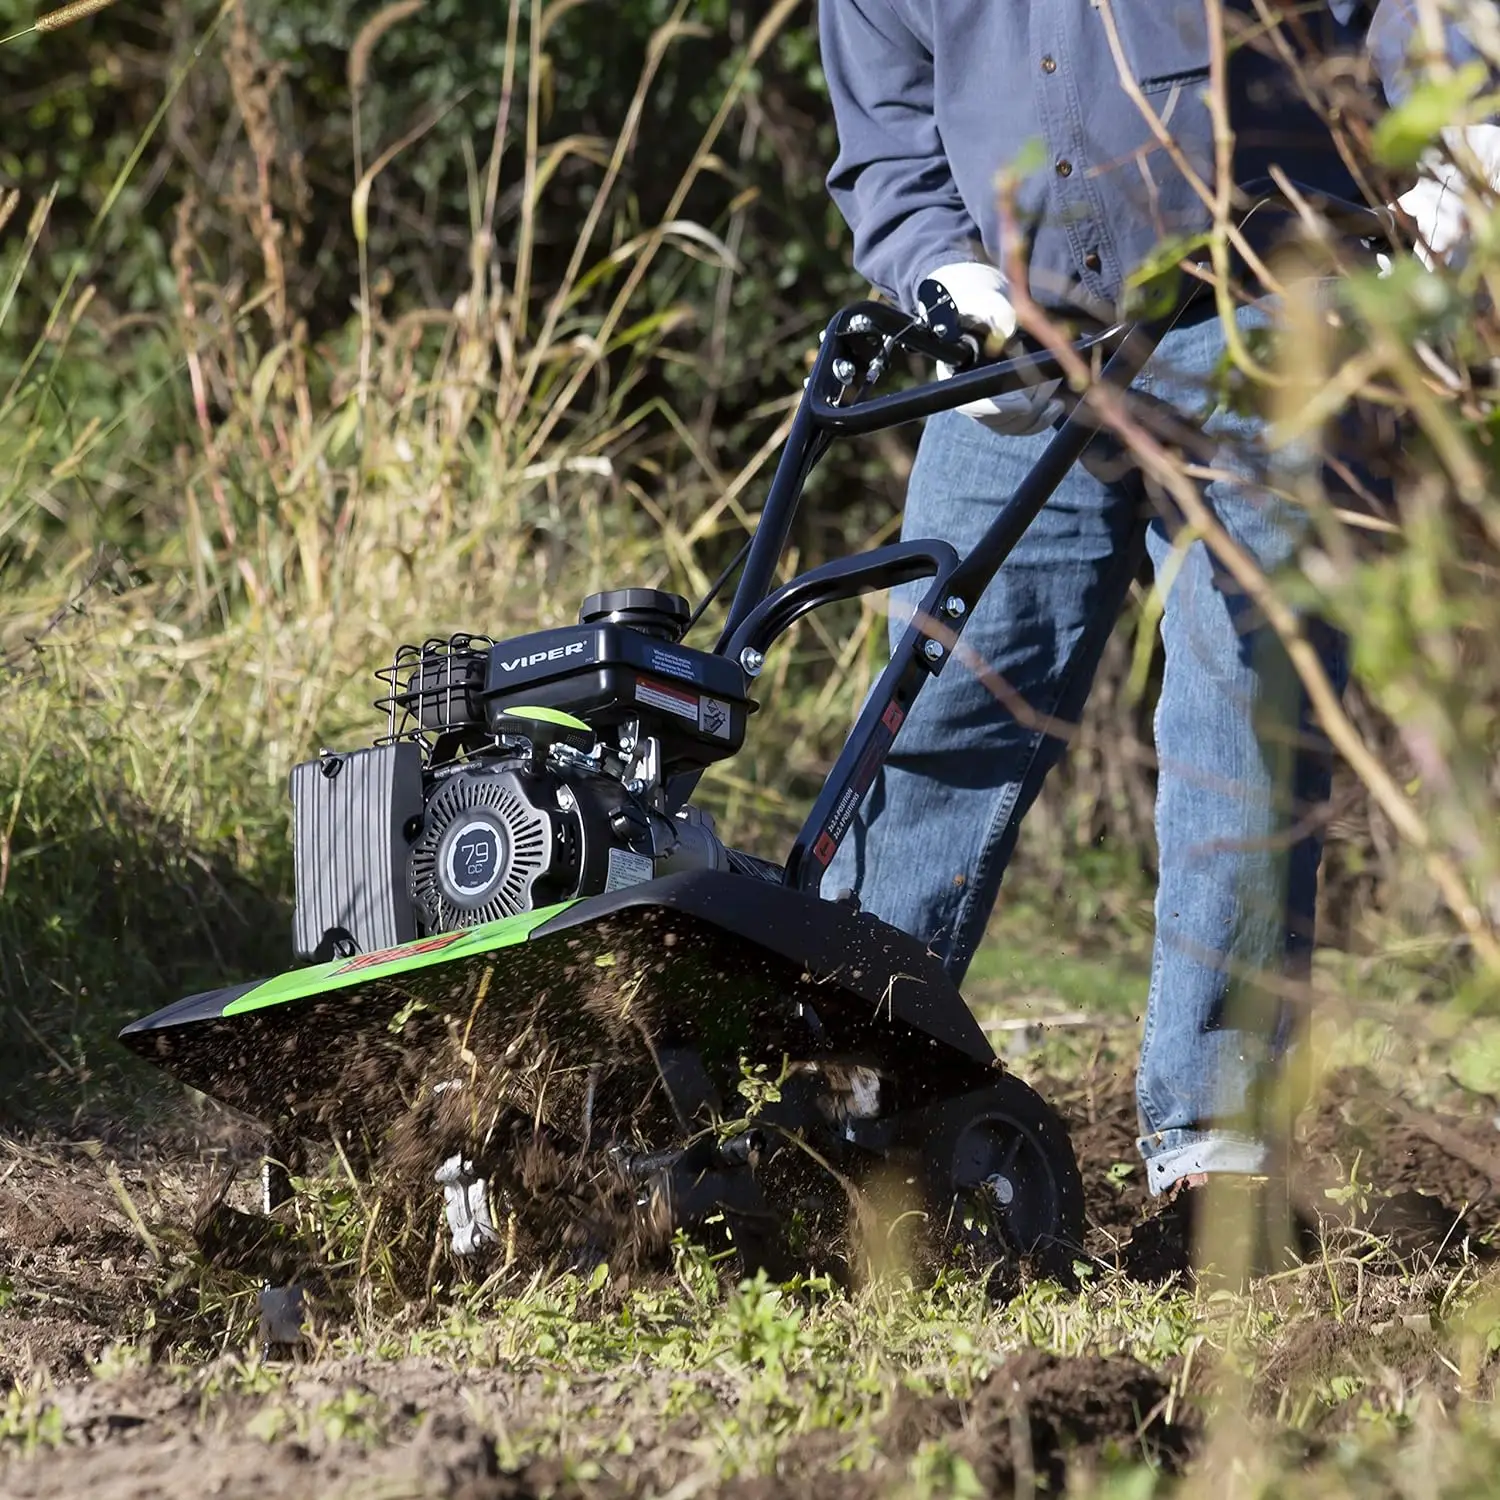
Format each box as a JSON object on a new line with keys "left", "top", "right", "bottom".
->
{"left": 709, "top": 179, "right": 1395, "bottom": 664}
{"left": 805, "top": 304, "right": 1135, "bottom": 436}
{"left": 806, "top": 178, "right": 1394, "bottom": 434}
{"left": 1234, "top": 175, "right": 1396, "bottom": 249}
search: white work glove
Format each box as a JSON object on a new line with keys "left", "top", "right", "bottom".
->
{"left": 1391, "top": 123, "right": 1500, "bottom": 270}
{"left": 915, "top": 262, "right": 1063, "bottom": 436}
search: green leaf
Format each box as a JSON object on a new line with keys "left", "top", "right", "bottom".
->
{"left": 388, "top": 996, "right": 431, "bottom": 1033}
{"left": 1125, "top": 231, "right": 1214, "bottom": 290}
{"left": 249, "top": 341, "right": 294, "bottom": 426}
{"left": 1372, "top": 63, "right": 1489, "bottom": 167}
{"left": 246, "top": 1404, "right": 290, "bottom": 1443}
{"left": 328, "top": 398, "right": 361, "bottom": 459}
{"left": 1450, "top": 1024, "right": 1500, "bottom": 1096}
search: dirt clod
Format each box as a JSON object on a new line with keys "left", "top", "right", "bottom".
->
{"left": 724, "top": 1350, "right": 1192, "bottom": 1497}
{"left": 892, "top": 1349, "right": 1193, "bottom": 1492}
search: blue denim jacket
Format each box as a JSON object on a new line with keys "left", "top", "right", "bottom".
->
{"left": 819, "top": 0, "right": 1487, "bottom": 313}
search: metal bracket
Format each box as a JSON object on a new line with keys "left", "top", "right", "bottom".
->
{"left": 435, "top": 1153, "right": 502, "bottom": 1257}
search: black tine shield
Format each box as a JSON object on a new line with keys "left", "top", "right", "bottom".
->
{"left": 119, "top": 872, "right": 1001, "bottom": 1149}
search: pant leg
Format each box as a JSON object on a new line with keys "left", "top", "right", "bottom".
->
{"left": 821, "top": 407, "right": 1146, "bottom": 983}
{"left": 1132, "top": 309, "right": 1349, "bottom": 1194}
{"left": 820, "top": 300, "right": 1349, "bottom": 1200}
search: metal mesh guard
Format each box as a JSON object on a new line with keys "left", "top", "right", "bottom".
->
{"left": 373, "top": 633, "right": 493, "bottom": 750}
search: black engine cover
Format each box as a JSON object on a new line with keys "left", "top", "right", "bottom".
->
{"left": 408, "top": 764, "right": 557, "bottom": 930}
{"left": 483, "top": 623, "right": 753, "bottom": 774}
{"left": 290, "top": 744, "right": 685, "bottom": 961}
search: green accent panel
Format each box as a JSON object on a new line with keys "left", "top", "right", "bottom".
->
{"left": 502, "top": 705, "right": 592, "bottom": 734}
{"left": 222, "top": 901, "right": 580, "bottom": 1015}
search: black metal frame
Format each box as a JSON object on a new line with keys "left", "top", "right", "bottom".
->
{"left": 658, "top": 301, "right": 1157, "bottom": 888}
{"left": 666, "top": 182, "right": 1392, "bottom": 891}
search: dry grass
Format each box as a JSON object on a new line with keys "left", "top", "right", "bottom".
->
{"left": 0, "top": 0, "right": 883, "bottom": 1119}
{"left": 7, "top": 3, "right": 1500, "bottom": 1496}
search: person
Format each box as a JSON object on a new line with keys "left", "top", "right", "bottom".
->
{"left": 815, "top": 0, "right": 1498, "bottom": 1270}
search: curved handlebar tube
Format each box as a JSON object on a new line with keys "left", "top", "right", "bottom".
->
{"left": 723, "top": 539, "right": 963, "bottom": 670}
{"left": 780, "top": 329, "right": 1154, "bottom": 889}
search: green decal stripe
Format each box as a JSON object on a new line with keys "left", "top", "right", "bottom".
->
{"left": 222, "top": 901, "right": 581, "bottom": 1015}
{"left": 502, "top": 705, "right": 592, "bottom": 734}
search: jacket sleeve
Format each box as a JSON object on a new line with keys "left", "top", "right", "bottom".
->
{"left": 1365, "top": 0, "right": 1496, "bottom": 105}
{"left": 818, "top": 0, "right": 986, "bottom": 312}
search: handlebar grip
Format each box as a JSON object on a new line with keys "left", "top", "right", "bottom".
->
{"left": 900, "top": 322, "right": 983, "bottom": 370}
{"left": 1236, "top": 175, "right": 1395, "bottom": 248}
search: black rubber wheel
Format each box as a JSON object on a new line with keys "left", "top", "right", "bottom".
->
{"left": 919, "top": 1074, "right": 1086, "bottom": 1280}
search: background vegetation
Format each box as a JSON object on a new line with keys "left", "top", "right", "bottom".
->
{"left": 9, "top": 2, "right": 1500, "bottom": 1495}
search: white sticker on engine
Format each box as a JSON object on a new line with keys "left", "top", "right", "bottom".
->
{"left": 604, "top": 846, "right": 655, "bottom": 892}
{"left": 648, "top": 647, "right": 698, "bottom": 681}
{"left": 698, "top": 696, "right": 731, "bottom": 739}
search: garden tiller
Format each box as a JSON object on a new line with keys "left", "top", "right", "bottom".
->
{"left": 119, "top": 183, "right": 1390, "bottom": 1292}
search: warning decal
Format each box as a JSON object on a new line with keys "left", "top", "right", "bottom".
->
{"left": 636, "top": 675, "right": 700, "bottom": 722}
{"left": 699, "top": 696, "right": 731, "bottom": 739}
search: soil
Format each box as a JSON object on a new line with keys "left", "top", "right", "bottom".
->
{"left": 1298, "top": 1068, "right": 1500, "bottom": 1243}
{"left": 4, "top": 1063, "right": 1499, "bottom": 1498}
{"left": 1036, "top": 1063, "right": 1151, "bottom": 1257}
{"left": 720, "top": 1349, "right": 1193, "bottom": 1499}
{"left": 1041, "top": 1059, "right": 1500, "bottom": 1276}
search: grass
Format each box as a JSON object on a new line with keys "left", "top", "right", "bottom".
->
{"left": 5, "top": 990, "right": 1500, "bottom": 1500}
{"left": 967, "top": 846, "right": 1155, "bottom": 1022}
{"left": 7, "top": 4, "right": 1500, "bottom": 1497}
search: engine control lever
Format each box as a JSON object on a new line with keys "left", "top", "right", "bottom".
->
{"left": 913, "top": 276, "right": 982, "bottom": 369}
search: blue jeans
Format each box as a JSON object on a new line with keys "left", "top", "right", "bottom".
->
{"left": 823, "top": 305, "right": 1348, "bottom": 1196}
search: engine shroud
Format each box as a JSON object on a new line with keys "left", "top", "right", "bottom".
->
{"left": 408, "top": 764, "right": 555, "bottom": 929}
{"left": 291, "top": 741, "right": 721, "bottom": 962}
{"left": 378, "top": 596, "right": 753, "bottom": 779}
{"left": 480, "top": 620, "right": 750, "bottom": 774}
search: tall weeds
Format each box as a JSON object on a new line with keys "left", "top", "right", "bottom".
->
{"left": 0, "top": 0, "right": 875, "bottom": 1119}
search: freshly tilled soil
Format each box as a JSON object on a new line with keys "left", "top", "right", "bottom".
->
{"left": 4, "top": 1062, "right": 1499, "bottom": 1498}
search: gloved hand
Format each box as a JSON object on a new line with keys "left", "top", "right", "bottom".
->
{"left": 916, "top": 262, "right": 1063, "bottom": 436}
{"left": 1393, "top": 123, "right": 1500, "bottom": 270}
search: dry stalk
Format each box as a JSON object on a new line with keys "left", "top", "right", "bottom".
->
{"left": 0, "top": 0, "right": 117, "bottom": 45}
{"left": 514, "top": 0, "right": 804, "bottom": 470}
{"left": 994, "top": 181, "right": 1500, "bottom": 972}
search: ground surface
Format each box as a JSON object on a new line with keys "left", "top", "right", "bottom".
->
{"left": 7, "top": 958, "right": 1500, "bottom": 1499}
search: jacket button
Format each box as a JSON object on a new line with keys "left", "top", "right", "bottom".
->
{"left": 1084, "top": 250, "right": 1101, "bottom": 272}
{"left": 1055, "top": 159, "right": 1073, "bottom": 177}
{"left": 1041, "top": 55, "right": 1057, "bottom": 73}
